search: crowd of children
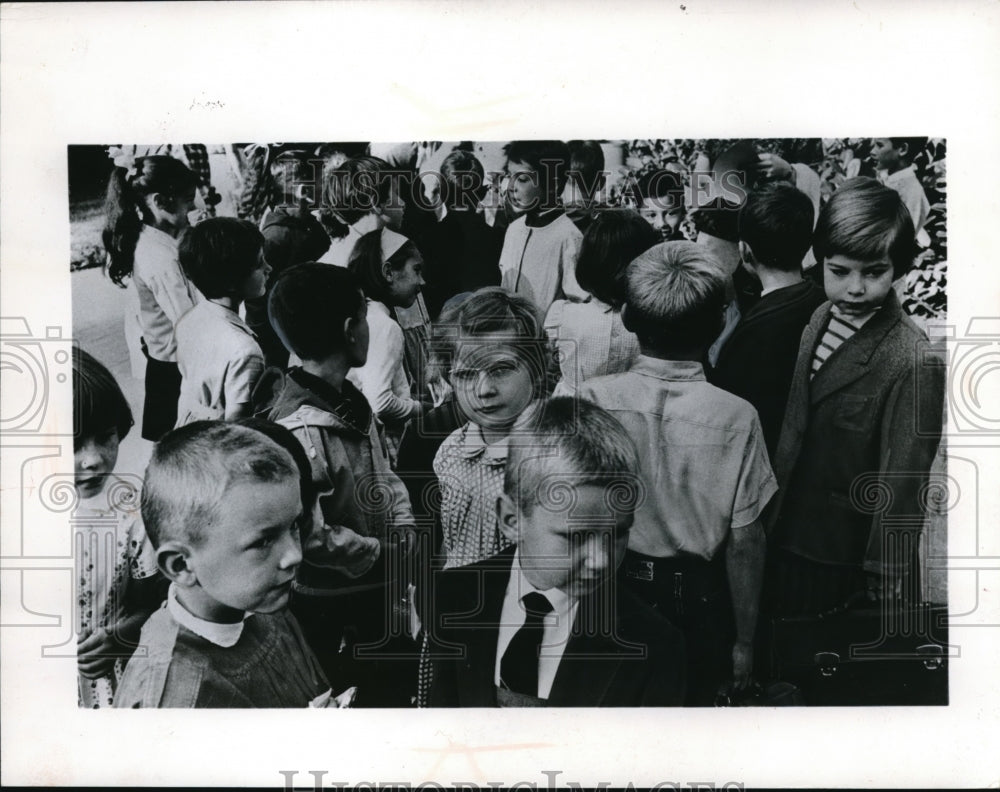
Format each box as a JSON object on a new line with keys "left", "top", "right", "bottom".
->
{"left": 75, "top": 138, "right": 944, "bottom": 708}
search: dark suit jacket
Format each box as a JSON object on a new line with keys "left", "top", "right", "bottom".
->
{"left": 712, "top": 279, "right": 827, "bottom": 458}
{"left": 768, "top": 292, "right": 945, "bottom": 574}
{"left": 426, "top": 548, "right": 686, "bottom": 707}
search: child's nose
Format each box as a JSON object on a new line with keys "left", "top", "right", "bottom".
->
{"left": 583, "top": 534, "right": 610, "bottom": 573}
{"left": 847, "top": 275, "right": 866, "bottom": 295}
{"left": 279, "top": 531, "right": 303, "bottom": 569}
{"left": 77, "top": 441, "right": 103, "bottom": 469}
{"left": 474, "top": 371, "right": 498, "bottom": 398}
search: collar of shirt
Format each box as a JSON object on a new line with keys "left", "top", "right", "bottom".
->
{"left": 167, "top": 584, "right": 248, "bottom": 648}
{"left": 883, "top": 165, "right": 917, "bottom": 188}
{"left": 367, "top": 298, "right": 392, "bottom": 319}
{"left": 630, "top": 355, "right": 706, "bottom": 382}
{"left": 524, "top": 207, "right": 565, "bottom": 228}
{"left": 454, "top": 400, "right": 543, "bottom": 463}
{"left": 141, "top": 224, "right": 180, "bottom": 252}
{"left": 203, "top": 299, "right": 258, "bottom": 338}
{"left": 495, "top": 549, "right": 579, "bottom": 697}
{"left": 831, "top": 303, "right": 880, "bottom": 328}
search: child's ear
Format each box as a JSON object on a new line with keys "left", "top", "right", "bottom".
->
{"left": 381, "top": 261, "right": 395, "bottom": 282}
{"left": 738, "top": 240, "right": 757, "bottom": 272}
{"left": 496, "top": 494, "right": 520, "bottom": 544}
{"left": 156, "top": 541, "right": 197, "bottom": 587}
{"left": 150, "top": 192, "right": 173, "bottom": 212}
{"left": 896, "top": 141, "right": 909, "bottom": 160}
{"left": 620, "top": 303, "right": 634, "bottom": 332}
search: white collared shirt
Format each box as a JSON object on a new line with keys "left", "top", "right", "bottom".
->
{"left": 167, "top": 584, "right": 249, "bottom": 648}
{"left": 494, "top": 550, "right": 580, "bottom": 699}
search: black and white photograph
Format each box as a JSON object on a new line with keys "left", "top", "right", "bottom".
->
{"left": 2, "top": 2, "right": 999, "bottom": 789}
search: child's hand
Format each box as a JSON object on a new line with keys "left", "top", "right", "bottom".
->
{"left": 756, "top": 153, "right": 793, "bottom": 183}
{"left": 731, "top": 640, "right": 754, "bottom": 690}
{"left": 77, "top": 627, "right": 123, "bottom": 680}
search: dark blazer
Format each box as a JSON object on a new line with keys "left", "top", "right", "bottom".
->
{"left": 712, "top": 279, "right": 827, "bottom": 458}
{"left": 768, "top": 292, "right": 945, "bottom": 575}
{"left": 425, "top": 547, "right": 686, "bottom": 707}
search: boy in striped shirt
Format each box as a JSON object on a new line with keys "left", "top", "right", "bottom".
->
{"left": 768, "top": 178, "right": 945, "bottom": 621}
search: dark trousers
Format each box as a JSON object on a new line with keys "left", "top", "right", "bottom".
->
{"left": 623, "top": 550, "right": 733, "bottom": 706}
{"left": 140, "top": 343, "right": 181, "bottom": 441}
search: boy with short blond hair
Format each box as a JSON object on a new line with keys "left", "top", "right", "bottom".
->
{"left": 114, "top": 422, "right": 332, "bottom": 708}
{"left": 579, "top": 240, "right": 776, "bottom": 705}
{"left": 426, "top": 397, "right": 686, "bottom": 707}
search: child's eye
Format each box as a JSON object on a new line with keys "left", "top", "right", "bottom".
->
{"left": 248, "top": 535, "right": 275, "bottom": 551}
{"left": 488, "top": 361, "right": 518, "bottom": 377}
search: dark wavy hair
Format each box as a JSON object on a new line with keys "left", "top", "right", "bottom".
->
{"left": 102, "top": 155, "right": 199, "bottom": 287}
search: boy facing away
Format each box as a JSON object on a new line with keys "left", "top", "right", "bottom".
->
{"left": 114, "top": 422, "right": 332, "bottom": 707}
{"left": 579, "top": 241, "right": 776, "bottom": 705}
{"left": 175, "top": 217, "right": 271, "bottom": 425}
{"left": 768, "top": 177, "right": 945, "bottom": 618}
{"left": 264, "top": 263, "right": 418, "bottom": 706}
{"left": 712, "top": 182, "right": 826, "bottom": 458}
{"left": 497, "top": 140, "right": 589, "bottom": 314}
{"left": 426, "top": 397, "right": 686, "bottom": 707}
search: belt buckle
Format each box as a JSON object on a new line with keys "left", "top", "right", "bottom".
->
{"left": 627, "top": 559, "right": 655, "bottom": 582}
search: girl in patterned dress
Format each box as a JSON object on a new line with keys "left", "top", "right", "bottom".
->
{"left": 74, "top": 348, "right": 165, "bottom": 707}
{"left": 430, "top": 288, "right": 551, "bottom": 571}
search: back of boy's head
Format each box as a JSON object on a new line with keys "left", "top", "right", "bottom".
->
{"left": 440, "top": 150, "right": 486, "bottom": 209}
{"left": 566, "top": 140, "right": 606, "bottom": 200}
{"left": 504, "top": 396, "right": 641, "bottom": 517}
{"left": 887, "top": 136, "right": 928, "bottom": 163}
{"left": 72, "top": 347, "right": 133, "bottom": 445}
{"left": 431, "top": 286, "right": 547, "bottom": 394}
{"left": 505, "top": 140, "right": 571, "bottom": 202}
{"left": 575, "top": 208, "right": 660, "bottom": 308}
{"left": 814, "top": 177, "right": 915, "bottom": 279}
{"left": 236, "top": 417, "right": 318, "bottom": 518}
{"left": 268, "top": 262, "right": 365, "bottom": 361}
{"left": 738, "top": 182, "right": 815, "bottom": 273}
{"left": 178, "top": 217, "right": 264, "bottom": 299}
{"left": 625, "top": 241, "right": 728, "bottom": 352}
{"left": 141, "top": 421, "right": 298, "bottom": 549}
{"left": 323, "top": 155, "right": 396, "bottom": 226}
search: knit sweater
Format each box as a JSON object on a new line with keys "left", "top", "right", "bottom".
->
{"left": 113, "top": 605, "right": 330, "bottom": 708}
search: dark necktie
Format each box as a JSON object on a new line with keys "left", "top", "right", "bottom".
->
{"left": 500, "top": 591, "right": 553, "bottom": 696}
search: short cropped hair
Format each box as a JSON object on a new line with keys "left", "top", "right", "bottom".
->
{"left": 430, "top": 286, "right": 548, "bottom": 396}
{"left": 814, "top": 177, "right": 915, "bottom": 279}
{"left": 72, "top": 347, "right": 133, "bottom": 446}
{"left": 323, "top": 155, "right": 398, "bottom": 226}
{"left": 178, "top": 217, "right": 264, "bottom": 299}
{"left": 268, "top": 262, "right": 366, "bottom": 360}
{"left": 236, "top": 417, "right": 318, "bottom": 519}
{"left": 347, "top": 229, "right": 421, "bottom": 306}
{"left": 504, "top": 140, "right": 571, "bottom": 202}
{"left": 440, "top": 150, "right": 486, "bottom": 210}
{"left": 625, "top": 241, "right": 728, "bottom": 351}
{"left": 888, "top": 137, "right": 928, "bottom": 163}
{"left": 141, "top": 421, "right": 298, "bottom": 549}
{"left": 566, "top": 140, "right": 606, "bottom": 200}
{"left": 738, "top": 182, "right": 815, "bottom": 273}
{"left": 575, "top": 209, "right": 660, "bottom": 308}
{"left": 504, "top": 396, "right": 641, "bottom": 516}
